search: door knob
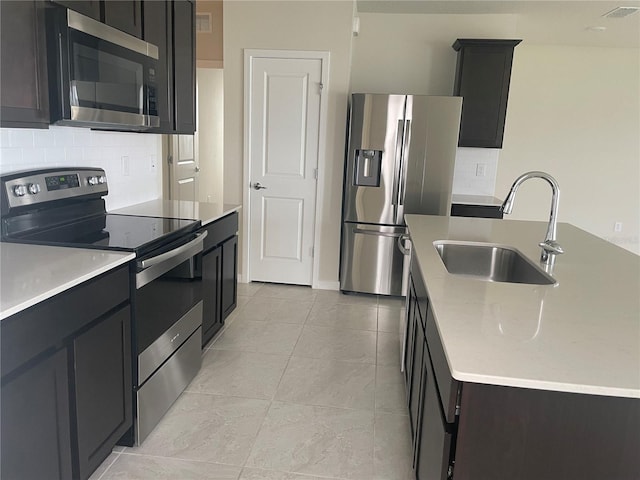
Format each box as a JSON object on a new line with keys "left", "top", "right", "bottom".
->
{"left": 195, "top": 166, "right": 200, "bottom": 172}
{"left": 252, "top": 182, "right": 267, "bottom": 190}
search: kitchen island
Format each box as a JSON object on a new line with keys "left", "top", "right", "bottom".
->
{"left": 403, "top": 214, "right": 639, "bottom": 480}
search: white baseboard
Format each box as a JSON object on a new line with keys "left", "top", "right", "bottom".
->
{"left": 312, "top": 280, "right": 340, "bottom": 291}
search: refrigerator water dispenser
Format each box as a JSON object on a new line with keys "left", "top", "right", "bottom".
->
{"left": 353, "top": 149, "right": 382, "bottom": 186}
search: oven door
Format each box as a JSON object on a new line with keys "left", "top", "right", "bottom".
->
{"left": 133, "top": 231, "right": 206, "bottom": 444}
{"left": 49, "top": 8, "right": 159, "bottom": 130}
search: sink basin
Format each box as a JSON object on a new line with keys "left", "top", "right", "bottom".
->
{"left": 433, "top": 241, "right": 556, "bottom": 285}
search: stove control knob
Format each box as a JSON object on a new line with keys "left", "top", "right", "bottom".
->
{"left": 28, "top": 183, "right": 41, "bottom": 195}
{"left": 12, "top": 185, "right": 26, "bottom": 197}
{"left": 98, "top": 175, "right": 107, "bottom": 184}
{"left": 88, "top": 176, "right": 99, "bottom": 186}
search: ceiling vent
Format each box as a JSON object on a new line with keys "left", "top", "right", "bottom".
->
{"left": 602, "top": 6, "right": 640, "bottom": 18}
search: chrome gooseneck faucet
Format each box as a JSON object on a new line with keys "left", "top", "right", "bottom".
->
{"left": 500, "top": 171, "right": 564, "bottom": 264}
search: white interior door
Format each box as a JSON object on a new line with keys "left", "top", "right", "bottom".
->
{"left": 246, "top": 54, "right": 324, "bottom": 285}
{"left": 166, "top": 134, "right": 199, "bottom": 201}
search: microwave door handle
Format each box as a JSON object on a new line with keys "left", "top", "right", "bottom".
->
{"left": 138, "top": 231, "right": 207, "bottom": 270}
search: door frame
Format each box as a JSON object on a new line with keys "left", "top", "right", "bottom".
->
{"left": 242, "top": 48, "right": 330, "bottom": 288}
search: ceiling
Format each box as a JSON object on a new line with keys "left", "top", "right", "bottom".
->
{"left": 356, "top": 1, "right": 640, "bottom": 47}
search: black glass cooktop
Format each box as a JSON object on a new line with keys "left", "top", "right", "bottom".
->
{"left": 8, "top": 214, "right": 201, "bottom": 257}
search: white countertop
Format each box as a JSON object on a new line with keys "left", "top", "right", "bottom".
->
{"left": 451, "top": 194, "right": 503, "bottom": 206}
{"left": 405, "top": 214, "right": 640, "bottom": 398}
{"left": 0, "top": 243, "right": 134, "bottom": 321}
{"left": 112, "top": 200, "right": 241, "bottom": 226}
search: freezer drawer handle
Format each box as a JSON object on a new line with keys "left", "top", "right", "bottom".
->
{"left": 397, "top": 233, "right": 411, "bottom": 255}
{"left": 353, "top": 228, "right": 404, "bottom": 238}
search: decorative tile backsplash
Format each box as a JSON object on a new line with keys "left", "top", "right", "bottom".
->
{"left": 452, "top": 147, "right": 499, "bottom": 197}
{"left": 0, "top": 126, "right": 162, "bottom": 211}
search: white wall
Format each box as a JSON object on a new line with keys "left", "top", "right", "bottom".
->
{"left": 196, "top": 68, "right": 224, "bottom": 204}
{"left": 499, "top": 44, "right": 640, "bottom": 254}
{"left": 223, "top": 0, "right": 355, "bottom": 287}
{"left": 0, "top": 126, "right": 162, "bottom": 211}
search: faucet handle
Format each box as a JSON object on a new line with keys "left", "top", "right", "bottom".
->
{"left": 539, "top": 240, "right": 564, "bottom": 255}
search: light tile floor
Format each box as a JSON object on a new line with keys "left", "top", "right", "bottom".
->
{"left": 90, "top": 283, "right": 413, "bottom": 480}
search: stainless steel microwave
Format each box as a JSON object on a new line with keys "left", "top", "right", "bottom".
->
{"left": 47, "top": 8, "right": 159, "bottom": 131}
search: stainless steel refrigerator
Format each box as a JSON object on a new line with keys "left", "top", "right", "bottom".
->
{"left": 340, "top": 93, "right": 462, "bottom": 296}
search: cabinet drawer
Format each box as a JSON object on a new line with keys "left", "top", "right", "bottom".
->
{"left": 425, "top": 305, "right": 460, "bottom": 424}
{"left": 1, "top": 265, "right": 130, "bottom": 377}
{"left": 202, "top": 212, "right": 238, "bottom": 251}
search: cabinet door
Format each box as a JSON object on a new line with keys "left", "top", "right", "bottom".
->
{"left": 453, "top": 39, "right": 520, "bottom": 149}
{"left": 415, "top": 354, "right": 453, "bottom": 480}
{"left": 404, "top": 278, "right": 417, "bottom": 389}
{"left": 103, "top": 0, "right": 142, "bottom": 38}
{"left": 408, "top": 303, "right": 425, "bottom": 444}
{"left": 221, "top": 235, "right": 238, "bottom": 320}
{"left": 202, "top": 247, "right": 223, "bottom": 347}
{"left": 52, "top": 0, "right": 101, "bottom": 20}
{"left": 143, "top": 0, "right": 173, "bottom": 132}
{"left": 73, "top": 306, "right": 132, "bottom": 480}
{"left": 173, "top": 0, "right": 196, "bottom": 133}
{"left": 0, "top": 0, "right": 49, "bottom": 128}
{"left": 1, "top": 349, "right": 73, "bottom": 480}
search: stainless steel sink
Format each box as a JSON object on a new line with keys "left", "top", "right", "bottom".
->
{"left": 433, "top": 241, "right": 556, "bottom": 285}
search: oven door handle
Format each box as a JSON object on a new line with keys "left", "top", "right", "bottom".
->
{"left": 138, "top": 231, "right": 207, "bottom": 270}
{"left": 136, "top": 231, "right": 207, "bottom": 289}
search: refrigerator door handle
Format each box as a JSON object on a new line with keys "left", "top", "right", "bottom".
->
{"left": 391, "top": 119, "right": 404, "bottom": 207}
{"left": 398, "top": 119, "right": 411, "bottom": 206}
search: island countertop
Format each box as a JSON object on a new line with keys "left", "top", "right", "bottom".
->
{"left": 112, "top": 200, "right": 241, "bottom": 226}
{"left": 0, "top": 243, "right": 134, "bottom": 321}
{"left": 405, "top": 214, "right": 640, "bottom": 399}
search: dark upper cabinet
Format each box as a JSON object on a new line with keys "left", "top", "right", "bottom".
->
{"left": 453, "top": 39, "right": 521, "bottom": 149}
{"left": 143, "top": 0, "right": 195, "bottom": 134}
{"left": 103, "top": 0, "right": 142, "bottom": 38}
{"left": 52, "top": 1, "right": 142, "bottom": 38}
{"left": 0, "top": 0, "right": 50, "bottom": 128}
{"left": 143, "top": 0, "right": 174, "bottom": 132}
{"left": 173, "top": 0, "right": 196, "bottom": 134}
{"left": 52, "top": 0, "right": 101, "bottom": 20}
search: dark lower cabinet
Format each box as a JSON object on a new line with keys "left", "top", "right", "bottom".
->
{"left": 74, "top": 306, "right": 132, "bottom": 480}
{"left": 415, "top": 352, "right": 453, "bottom": 480}
{"left": 201, "top": 244, "right": 223, "bottom": 345}
{"left": 221, "top": 235, "right": 238, "bottom": 320}
{"left": 0, "top": 265, "right": 132, "bottom": 480}
{"left": 200, "top": 212, "right": 239, "bottom": 347}
{"left": 1, "top": 349, "right": 73, "bottom": 480}
{"left": 0, "top": 0, "right": 50, "bottom": 128}
{"left": 450, "top": 203, "right": 503, "bottom": 219}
